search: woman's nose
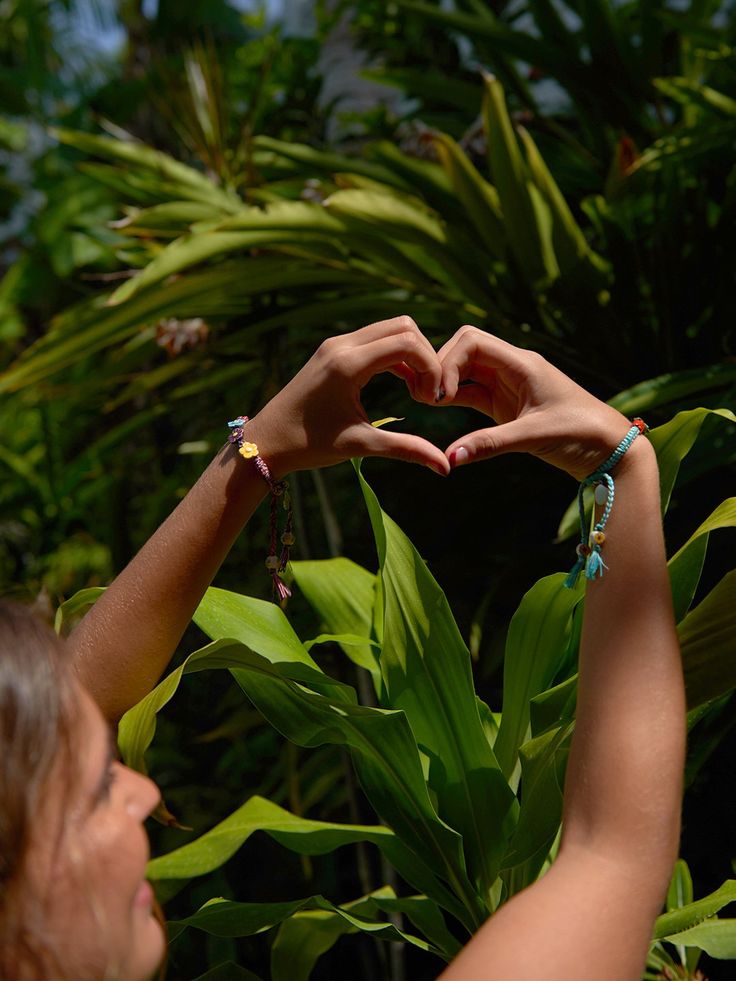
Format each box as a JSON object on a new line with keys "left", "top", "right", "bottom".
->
{"left": 121, "top": 764, "right": 161, "bottom": 819}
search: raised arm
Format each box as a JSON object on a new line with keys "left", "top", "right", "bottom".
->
{"left": 68, "top": 317, "right": 448, "bottom": 724}
{"left": 435, "top": 327, "right": 686, "bottom": 981}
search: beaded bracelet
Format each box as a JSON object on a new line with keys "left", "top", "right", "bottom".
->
{"left": 563, "top": 418, "right": 649, "bottom": 589}
{"left": 228, "top": 416, "right": 294, "bottom": 604}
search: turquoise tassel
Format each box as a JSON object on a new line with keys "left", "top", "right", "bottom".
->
{"left": 564, "top": 556, "right": 586, "bottom": 589}
{"left": 585, "top": 547, "right": 608, "bottom": 580}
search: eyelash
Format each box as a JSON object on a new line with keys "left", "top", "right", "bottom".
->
{"left": 98, "top": 763, "right": 118, "bottom": 802}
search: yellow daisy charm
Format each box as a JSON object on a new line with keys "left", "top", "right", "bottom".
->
{"left": 239, "top": 441, "right": 259, "bottom": 459}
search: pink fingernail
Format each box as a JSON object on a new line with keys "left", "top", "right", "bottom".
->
{"left": 450, "top": 447, "right": 469, "bottom": 467}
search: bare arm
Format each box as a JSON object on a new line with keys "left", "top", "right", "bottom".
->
{"left": 437, "top": 328, "right": 685, "bottom": 980}
{"left": 68, "top": 317, "right": 448, "bottom": 724}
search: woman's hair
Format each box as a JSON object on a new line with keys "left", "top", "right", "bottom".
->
{"left": 0, "top": 599, "right": 78, "bottom": 978}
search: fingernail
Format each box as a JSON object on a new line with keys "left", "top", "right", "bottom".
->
{"left": 425, "top": 462, "right": 445, "bottom": 476}
{"left": 434, "top": 387, "right": 446, "bottom": 403}
{"left": 450, "top": 447, "right": 469, "bottom": 467}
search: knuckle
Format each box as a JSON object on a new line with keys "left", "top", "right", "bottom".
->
{"left": 396, "top": 314, "right": 418, "bottom": 333}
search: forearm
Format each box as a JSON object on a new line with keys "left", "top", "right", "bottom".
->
{"left": 561, "top": 437, "right": 686, "bottom": 883}
{"left": 68, "top": 441, "right": 268, "bottom": 723}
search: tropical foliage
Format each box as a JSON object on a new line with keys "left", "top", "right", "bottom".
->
{"left": 57, "top": 405, "right": 736, "bottom": 978}
{"left": 4, "top": 1, "right": 736, "bottom": 977}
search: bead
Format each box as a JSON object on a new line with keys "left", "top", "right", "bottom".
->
{"left": 239, "top": 441, "right": 259, "bottom": 459}
{"left": 594, "top": 484, "right": 608, "bottom": 506}
{"left": 576, "top": 543, "right": 591, "bottom": 557}
{"left": 265, "top": 555, "right": 280, "bottom": 571}
{"left": 591, "top": 530, "right": 606, "bottom": 546}
{"left": 281, "top": 532, "right": 295, "bottom": 546}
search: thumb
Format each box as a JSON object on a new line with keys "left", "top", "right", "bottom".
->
{"left": 363, "top": 426, "right": 450, "bottom": 476}
{"left": 445, "top": 416, "right": 539, "bottom": 468}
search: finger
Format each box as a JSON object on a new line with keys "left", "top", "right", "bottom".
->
{"left": 345, "top": 333, "right": 442, "bottom": 403}
{"left": 445, "top": 416, "right": 540, "bottom": 468}
{"left": 359, "top": 424, "right": 450, "bottom": 476}
{"left": 438, "top": 327, "right": 530, "bottom": 402}
{"left": 348, "top": 315, "right": 425, "bottom": 347}
{"left": 386, "top": 361, "right": 419, "bottom": 397}
{"left": 437, "top": 381, "right": 494, "bottom": 415}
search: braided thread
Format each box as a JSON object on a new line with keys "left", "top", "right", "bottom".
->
{"left": 228, "top": 415, "right": 293, "bottom": 604}
{"left": 564, "top": 419, "right": 648, "bottom": 589}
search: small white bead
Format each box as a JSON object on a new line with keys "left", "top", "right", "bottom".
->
{"left": 594, "top": 484, "right": 608, "bottom": 506}
{"left": 265, "top": 555, "right": 280, "bottom": 571}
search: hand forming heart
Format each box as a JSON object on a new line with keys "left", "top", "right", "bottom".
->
{"left": 244, "top": 317, "right": 635, "bottom": 484}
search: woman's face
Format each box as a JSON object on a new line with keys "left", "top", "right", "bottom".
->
{"left": 33, "top": 686, "right": 165, "bottom": 980}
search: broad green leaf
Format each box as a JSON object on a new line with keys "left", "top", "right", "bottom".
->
{"left": 355, "top": 461, "right": 517, "bottom": 903}
{"left": 660, "top": 919, "right": 736, "bottom": 959}
{"left": 148, "top": 794, "right": 464, "bottom": 929}
{"left": 227, "top": 660, "right": 485, "bottom": 928}
{"left": 170, "top": 891, "right": 441, "bottom": 962}
{"left": 431, "top": 133, "right": 506, "bottom": 258}
{"left": 483, "top": 75, "right": 558, "bottom": 288}
{"left": 529, "top": 675, "right": 578, "bottom": 737}
{"left": 290, "top": 558, "right": 381, "bottom": 691}
{"left": 500, "top": 723, "right": 573, "bottom": 897}
{"left": 271, "top": 888, "right": 458, "bottom": 980}
{"left": 648, "top": 408, "right": 736, "bottom": 511}
{"left": 119, "top": 638, "right": 350, "bottom": 777}
{"left": 679, "top": 571, "right": 736, "bottom": 710}
{"left": 193, "top": 587, "right": 319, "bottom": 670}
{"left": 668, "top": 498, "right": 736, "bottom": 620}
{"left": 494, "top": 574, "right": 582, "bottom": 782}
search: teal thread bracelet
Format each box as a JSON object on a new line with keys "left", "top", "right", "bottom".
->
{"left": 564, "top": 418, "right": 649, "bottom": 589}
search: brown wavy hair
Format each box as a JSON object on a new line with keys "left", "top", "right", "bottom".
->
{"left": 0, "top": 599, "right": 77, "bottom": 979}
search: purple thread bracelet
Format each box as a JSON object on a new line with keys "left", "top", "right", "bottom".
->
{"left": 227, "top": 416, "right": 294, "bottom": 605}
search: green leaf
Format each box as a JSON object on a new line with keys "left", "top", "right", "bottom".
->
{"left": 500, "top": 723, "right": 574, "bottom": 896}
{"left": 679, "top": 571, "right": 736, "bottom": 710}
{"left": 290, "top": 558, "right": 382, "bottom": 692}
{"left": 654, "top": 878, "right": 736, "bottom": 939}
{"left": 654, "top": 77, "right": 736, "bottom": 117}
{"left": 52, "top": 128, "right": 240, "bottom": 212}
{"left": 193, "top": 587, "right": 320, "bottom": 670}
{"left": 148, "top": 793, "right": 457, "bottom": 930}
{"left": 226, "top": 659, "right": 483, "bottom": 928}
{"left": 667, "top": 860, "right": 694, "bottom": 911}
{"left": 608, "top": 363, "right": 736, "bottom": 417}
{"left": 482, "top": 75, "right": 558, "bottom": 288}
{"left": 54, "top": 587, "right": 105, "bottom": 634}
{"left": 170, "top": 889, "right": 442, "bottom": 964}
{"left": 431, "top": 133, "right": 506, "bottom": 258}
{"left": 494, "top": 574, "right": 582, "bottom": 782}
{"left": 192, "top": 965, "right": 263, "bottom": 981}
{"left": 648, "top": 408, "right": 736, "bottom": 511}
{"left": 661, "top": 919, "right": 736, "bottom": 959}
{"left": 355, "top": 461, "right": 517, "bottom": 904}
{"left": 270, "top": 888, "right": 458, "bottom": 980}
{"left": 668, "top": 498, "right": 736, "bottom": 620}
{"left": 518, "top": 126, "right": 610, "bottom": 284}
